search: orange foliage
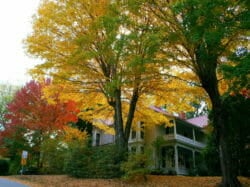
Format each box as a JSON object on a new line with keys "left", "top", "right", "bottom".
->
{"left": 4, "top": 80, "right": 79, "bottom": 133}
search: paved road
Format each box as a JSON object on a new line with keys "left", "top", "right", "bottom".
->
{"left": 0, "top": 178, "right": 29, "bottom": 187}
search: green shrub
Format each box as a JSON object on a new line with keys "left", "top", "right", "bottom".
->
{"left": 40, "top": 138, "right": 67, "bottom": 174}
{"left": 64, "top": 142, "right": 92, "bottom": 178}
{"left": 150, "top": 168, "right": 166, "bottom": 175}
{"left": 0, "top": 159, "right": 9, "bottom": 175}
{"left": 64, "top": 143, "right": 122, "bottom": 178}
{"left": 8, "top": 157, "right": 21, "bottom": 175}
{"left": 91, "top": 145, "right": 122, "bottom": 178}
{"left": 121, "top": 153, "right": 150, "bottom": 180}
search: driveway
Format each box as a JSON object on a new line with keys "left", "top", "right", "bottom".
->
{"left": 0, "top": 178, "right": 29, "bottom": 187}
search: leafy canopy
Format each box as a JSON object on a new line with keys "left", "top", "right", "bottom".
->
{"left": 25, "top": 0, "right": 205, "bottom": 132}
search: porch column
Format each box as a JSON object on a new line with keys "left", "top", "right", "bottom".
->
{"left": 193, "top": 150, "right": 195, "bottom": 169}
{"left": 192, "top": 128, "right": 195, "bottom": 141}
{"left": 174, "top": 121, "right": 177, "bottom": 139}
{"left": 174, "top": 145, "right": 178, "bottom": 174}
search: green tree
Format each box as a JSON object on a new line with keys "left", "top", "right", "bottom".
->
{"left": 221, "top": 50, "right": 250, "bottom": 91}
{"left": 0, "top": 84, "right": 17, "bottom": 130}
{"left": 134, "top": 0, "right": 249, "bottom": 186}
{"left": 1, "top": 126, "right": 29, "bottom": 174}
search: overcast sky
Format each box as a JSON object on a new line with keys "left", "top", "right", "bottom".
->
{"left": 0, "top": 0, "right": 41, "bottom": 85}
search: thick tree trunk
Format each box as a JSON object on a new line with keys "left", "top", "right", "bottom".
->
{"left": 113, "top": 89, "right": 127, "bottom": 161}
{"left": 124, "top": 87, "right": 139, "bottom": 141}
{"left": 203, "top": 88, "right": 240, "bottom": 186}
{"left": 196, "top": 56, "right": 240, "bottom": 187}
{"left": 111, "top": 87, "right": 139, "bottom": 162}
{"left": 214, "top": 109, "right": 241, "bottom": 187}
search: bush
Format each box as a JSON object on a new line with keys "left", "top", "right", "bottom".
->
{"left": 167, "top": 169, "right": 177, "bottom": 175}
{"left": 91, "top": 145, "right": 122, "bottom": 178}
{"left": 0, "top": 159, "right": 9, "bottom": 175}
{"left": 64, "top": 142, "right": 92, "bottom": 178}
{"left": 150, "top": 168, "right": 166, "bottom": 175}
{"left": 8, "top": 158, "right": 22, "bottom": 175}
{"left": 64, "top": 143, "right": 122, "bottom": 178}
{"left": 40, "top": 138, "right": 66, "bottom": 174}
{"left": 20, "top": 166, "right": 39, "bottom": 175}
{"left": 121, "top": 153, "right": 150, "bottom": 180}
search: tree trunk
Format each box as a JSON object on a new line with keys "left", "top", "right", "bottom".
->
{"left": 113, "top": 89, "right": 127, "bottom": 161}
{"left": 124, "top": 87, "right": 139, "bottom": 141}
{"left": 110, "top": 85, "right": 139, "bottom": 164}
{"left": 196, "top": 55, "right": 240, "bottom": 186}
{"left": 214, "top": 108, "right": 241, "bottom": 187}
{"left": 204, "top": 88, "right": 240, "bottom": 186}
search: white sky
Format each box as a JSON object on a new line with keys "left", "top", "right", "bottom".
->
{"left": 0, "top": 0, "right": 41, "bottom": 85}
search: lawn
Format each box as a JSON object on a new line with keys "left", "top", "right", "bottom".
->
{"left": 1, "top": 175, "right": 250, "bottom": 187}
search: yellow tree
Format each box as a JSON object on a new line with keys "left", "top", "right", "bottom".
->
{"left": 25, "top": 0, "right": 205, "bottom": 161}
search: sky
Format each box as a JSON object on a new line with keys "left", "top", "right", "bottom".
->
{"left": 0, "top": 0, "right": 41, "bottom": 85}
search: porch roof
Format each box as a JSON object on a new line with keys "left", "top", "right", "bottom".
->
{"left": 186, "top": 115, "right": 208, "bottom": 128}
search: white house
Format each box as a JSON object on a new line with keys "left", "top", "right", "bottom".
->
{"left": 92, "top": 107, "right": 208, "bottom": 175}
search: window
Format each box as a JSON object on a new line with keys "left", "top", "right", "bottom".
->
{"left": 165, "top": 126, "right": 174, "bottom": 134}
{"left": 96, "top": 133, "right": 100, "bottom": 146}
{"left": 131, "top": 130, "right": 136, "bottom": 139}
{"left": 140, "top": 130, "right": 144, "bottom": 139}
{"left": 161, "top": 146, "right": 174, "bottom": 168}
{"left": 140, "top": 123, "right": 144, "bottom": 139}
{"left": 178, "top": 154, "right": 186, "bottom": 169}
{"left": 176, "top": 123, "right": 193, "bottom": 139}
{"left": 178, "top": 147, "right": 193, "bottom": 169}
{"left": 166, "top": 147, "right": 175, "bottom": 168}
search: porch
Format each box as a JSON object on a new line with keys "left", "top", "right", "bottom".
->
{"left": 160, "top": 145, "right": 200, "bottom": 175}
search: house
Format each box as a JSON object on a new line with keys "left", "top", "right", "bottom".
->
{"left": 92, "top": 107, "right": 208, "bottom": 175}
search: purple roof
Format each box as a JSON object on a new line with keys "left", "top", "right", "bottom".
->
{"left": 150, "top": 106, "right": 208, "bottom": 128}
{"left": 186, "top": 115, "right": 208, "bottom": 128}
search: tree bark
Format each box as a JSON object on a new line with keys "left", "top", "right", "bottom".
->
{"left": 199, "top": 67, "right": 241, "bottom": 187}
{"left": 111, "top": 86, "right": 140, "bottom": 162}
{"left": 214, "top": 106, "right": 241, "bottom": 187}
{"left": 113, "top": 88, "right": 127, "bottom": 161}
{"left": 124, "top": 87, "right": 139, "bottom": 141}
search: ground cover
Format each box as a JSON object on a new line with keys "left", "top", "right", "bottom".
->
{"left": 1, "top": 175, "right": 250, "bottom": 187}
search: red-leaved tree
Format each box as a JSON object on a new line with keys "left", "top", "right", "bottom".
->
{"left": 0, "top": 80, "right": 79, "bottom": 169}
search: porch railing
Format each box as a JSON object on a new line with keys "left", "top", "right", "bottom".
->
{"left": 164, "top": 134, "right": 206, "bottom": 148}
